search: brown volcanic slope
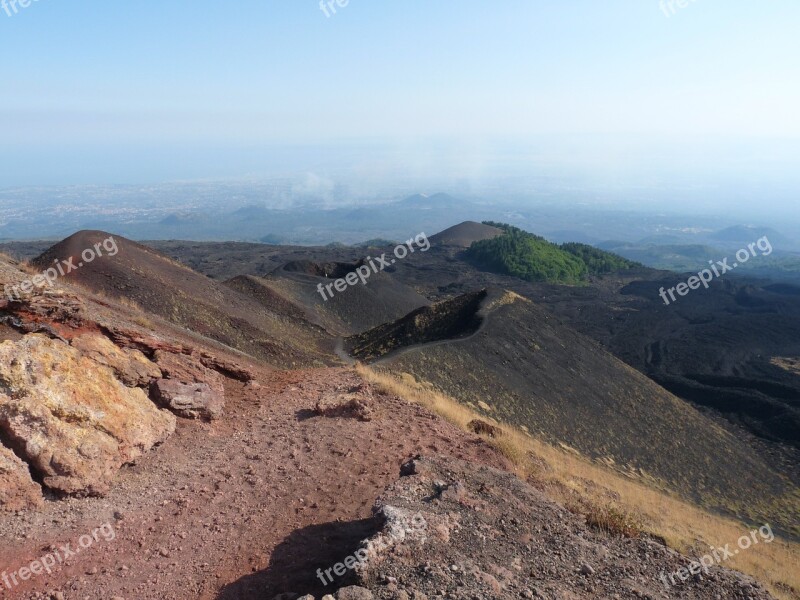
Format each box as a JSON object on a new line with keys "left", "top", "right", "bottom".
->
{"left": 429, "top": 220, "right": 504, "bottom": 247}
{"left": 349, "top": 288, "right": 798, "bottom": 534}
{"left": 374, "top": 243, "right": 800, "bottom": 452}
{"left": 1, "top": 243, "right": 796, "bottom": 599}
{"left": 30, "top": 231, "right": 334, "bottom": 368}
{"left": 253, "top": 258, "right": 431, "bottom": 335}
{"left": 347, "top": 289, "right": 487, "bottom": 360}
{"left": 544, "top": 276, "right": 800, "bottom": 450}
{"left": 29, "top": 231, "right": 798, "bottom": 457}
{"left": 0, "top": 253, "right": 513, "bottom": 599}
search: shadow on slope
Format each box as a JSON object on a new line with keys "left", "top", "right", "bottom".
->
{"left": 347, "top": 289, "right": 486, "bottom": 361}
{"left": 256, "top": 259, "right": 431, "bottom": 336}
{"left": 216, "top": 518, "right": 378, "bottom": 599}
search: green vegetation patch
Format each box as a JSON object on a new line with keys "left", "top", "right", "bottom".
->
{"left": 560, "top": 242, "right": 641, "bottom": 275}
{"left": 465, "top": 222, "right": 639, "bottom": 284}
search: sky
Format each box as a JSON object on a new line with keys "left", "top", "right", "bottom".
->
{"left": 1, "top": 0, "right": 799, "bottom": 186}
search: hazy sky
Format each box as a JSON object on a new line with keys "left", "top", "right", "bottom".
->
{"left": 1, "top": 0, "right": 799, "bottom": 185}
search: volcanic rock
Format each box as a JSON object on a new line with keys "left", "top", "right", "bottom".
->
{"left": 150, "top": 379, "right": 224, "bottom": 420}
{"left": 71, "top": 333, "right": 162, "bottom": 387}
{"left": 351, "top": 456, "right": 775, "bottom": 599}
{"left": 153, "top": 349, "right": 226, "bottom": 394}
{"left": 467, "top": 419, "right": 502, "bottom": 438}
{"left": 0, "top": 444, "right": 43, "bottom": 511}
{"left": 0, "top": 335, "right": 175, "bottom": 495}
{"left": 314, "top": 392, "right": 373, "bottom": 422}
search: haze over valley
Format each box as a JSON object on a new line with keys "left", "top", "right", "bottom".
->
{"left": 1, "top": 2, "right": 798, "bottom": 599}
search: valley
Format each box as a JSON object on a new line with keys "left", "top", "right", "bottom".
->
{"left": 0, "top": 222, "right": 798, "bottom": 599}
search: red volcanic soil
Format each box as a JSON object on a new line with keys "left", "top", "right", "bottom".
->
{"left": 0, "top": 367, "right": 509, "bottom": 600}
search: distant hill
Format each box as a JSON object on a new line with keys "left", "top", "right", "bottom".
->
{"left": 465, "top": 223, "right": 637, "bottom": 284}
{"left": 599, "top": 240, "right": 800, "bottom": 283}
{"left": 465, "top": 223, "right": 588, "bottom": 284}
{"left": 30, "top": 231, "right": 333, "bottom": 367}
{"left": 356, "top": 238, "right": 397, "bottom": 248}
{"left": 257, "top": 259, "right": 431, "bottom": 335}
{"left": 711, "top": 225, "right": 788, "bottom": 245}
{"left": 233, "top": 205, "right": 272, "bottom": 220}
{"left": 544, "top": 230, "right": 602, "bottom": 245}
{"left": 429, "top": 221, "right": 504, "bottom": 248}
{"left": 159, "top": 212, "right": 209, "bottom": 226}
{"left": 597, "top": 242, "right": 721, "bottom": 271}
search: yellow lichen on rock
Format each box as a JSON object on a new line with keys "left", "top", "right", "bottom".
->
{"left": 0, "top": 334, "right": 175, "bottom": 496}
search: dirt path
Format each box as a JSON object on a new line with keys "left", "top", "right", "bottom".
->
{"left": 0, "top": 367, "right": 508, "bottom": 600}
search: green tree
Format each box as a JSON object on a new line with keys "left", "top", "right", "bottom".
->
{"left": 560, "top": 242, "right": 640, "bottom": 274}
{"left": 466, "top": 223, "right": 587, "bottom": 284}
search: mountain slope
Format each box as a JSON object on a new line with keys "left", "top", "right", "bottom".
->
{"left": 342, "top": 455, "right": 777, "bottom": 600}
{"left": 30, "top": 231, "right": 333, "bottom": 367}
{"left": 348, "top": 288, "right": 798, "bottom": 534}
{"left": 429, "top": 220, "right": 504, "bottom": 248}
{"left": 256, "top": 258, "right": 431, "bottom": 335}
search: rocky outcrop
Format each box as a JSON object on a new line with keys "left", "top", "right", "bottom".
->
{"left": 106, "top": 327, "right": 255, "bottom": 383}
{"left": 0, "top": 255, "right": 239, "bottom": 505}
{"left": 0, "top": 444, "right": 43, "bottom": 511}
{"left": 0, "top": 335, "right": 176, "bottom": 496}
{"left": 71, "top": 333, "right": 162, "bottom": 387}
{"left": 154, "top": 349, "right": 225, "bottom": 393}
{"left": 0, "top": 283, "right": 87, "bottom": 338}
{"left": 348, "top": 456, "right": 775, "bottom": 600}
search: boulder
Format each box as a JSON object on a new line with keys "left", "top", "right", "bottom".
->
{"left": 153, "top": 350, "right": 225, "bottom": 394}
{"left": 150, "top": 379, "right": 224, "bottom": 420}
{"left": 151, "top": 350, "right": 226, "bottom": 419}
{"left": 0, "top": 335, "right": 176, "bottom": 496}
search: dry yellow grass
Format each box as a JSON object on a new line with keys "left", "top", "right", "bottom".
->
{"left": 52, "top": 279, "right": 160, "bottom": 331}
{"left": 357, "top": 364, "right": 800, "bottom": 600}
{"left": 18, "top": 261, "right": 39, "bottom": 276}
{"left": 115, "top": 295, "right": 145, "bottom": 313}
{"left": 772, "top": 357, "right": 800, "bottom": 376}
